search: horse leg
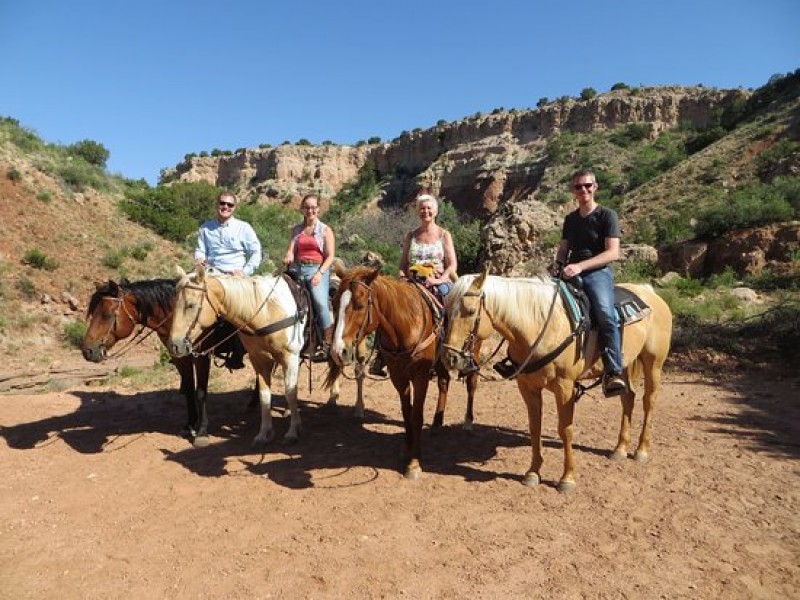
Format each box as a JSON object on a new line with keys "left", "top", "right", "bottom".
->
{"left": 191, "top": 356, "right": 212, "bottom": 448}
{"left": 633, "top": 356, "right": 664, "bottom": 463}
{"left": 281, "top": 352, "right": 303, "bottom": 444}
{"left": 391, "top": 373, "right": 417, "bottom": 477}
{"left": 353, "top": 357, "right": 366, "bottom": 420}
{"left": 519, "top": 383, "right": 545, "bottom": 487}
{"left": 175, "top": 357, "right": 197, "bottom": 439}
{"left": 552, "top": 379, "right": 577, "bottom": 492}
{"left": 405, "top": 374, "right": 429, "bottom": 480}
{"left": 462, "top": 340, "right": 482, "bottom": 431}
{"left": 430, "top": 365, "right": 451, "bottom": 433}
{"left": 463, "top": 368, "right": 479, "bottom": 431}
{"left": 252, "top": 362, "right": 275, "bottom": 445}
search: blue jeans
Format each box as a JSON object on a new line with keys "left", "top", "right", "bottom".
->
{"left": 581, "top": 266, "right": 622, "bottom": 375}
{"left": 299, "top": 264, "right": 333, "bottom": 330}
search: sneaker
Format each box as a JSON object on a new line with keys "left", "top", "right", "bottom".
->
{"left": 603, "top": 373, "right": 627, "bottom": 396}
{"left": 493, "top": 358, "right": 517, "bottom": 379}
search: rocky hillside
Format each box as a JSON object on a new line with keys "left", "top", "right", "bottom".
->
{"left": 162, "top": 86, "right": 747, "bottom": 216}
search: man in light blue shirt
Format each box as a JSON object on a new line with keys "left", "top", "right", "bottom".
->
{"left": 194, "top": 191, "right": 262, "bottom": 369}
{"left": 195, "top": 191, "right": 262, "bottom": 276}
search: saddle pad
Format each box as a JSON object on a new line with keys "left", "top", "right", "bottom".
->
{"left": 559, "top": 281, "right": 651, "bottom": 329}
{"left": 614, "top": 287, "right": 652, "bottom": 325}
{"left": 281, "top": 273, "right": 309, "bottom": 320}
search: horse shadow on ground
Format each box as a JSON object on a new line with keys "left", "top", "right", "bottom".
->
{"left": 0, "top": 383, "right": 588, "bottom": 488}
{"left": 664, "top": 369, "right": 800, "bottom": 461}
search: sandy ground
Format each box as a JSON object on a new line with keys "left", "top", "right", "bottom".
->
{"left": 1, "top": 355, "right": 798, "bottom": 599}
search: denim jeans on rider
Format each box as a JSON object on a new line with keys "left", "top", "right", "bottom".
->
{"left": 299, "top": 263, "right": 333, "bottom": 330}
{"left": 581, "top": 266, "right": 622, "bottom": 375}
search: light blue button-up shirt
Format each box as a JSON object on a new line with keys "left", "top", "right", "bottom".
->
{"left": 195, "top": 216, "right": 262, "bottom": 275}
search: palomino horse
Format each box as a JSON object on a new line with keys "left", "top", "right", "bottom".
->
{"left": 442, "top": 272, "right": 673, "bottom": 492}
{"left": 327, "top": 265, "right": 481, "bottom": 479}
{"left": 169, "top": 265, "right": 308, "bottom": 445}
{"left": 82, "top": 278, "right": 228, "bottom": 447}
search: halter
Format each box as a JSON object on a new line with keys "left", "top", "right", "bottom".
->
{"left": 440, "top": 289, "right": 503, "bottom": 376}
{"left": 91, "top": 293, "right": 162, "bottom": 359}
{"left": 177, "top": 275, "right": 286, "bottom": 357}
{"left": 345, "top": 278, "right": 437, "bottom": 362}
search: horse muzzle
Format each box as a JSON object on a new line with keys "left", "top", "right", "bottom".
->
{"left": 81, "top": 344, "right": 106, "bottom": 363}
{"left": 442, "top": 346, "right": 473, "bottom": 373}
{"left": 170, "top": 337, "right": 193, "bottom": 358}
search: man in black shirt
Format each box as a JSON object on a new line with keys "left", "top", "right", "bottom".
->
{"left": 553, "top": 169, "right": 627, "bottom": 396}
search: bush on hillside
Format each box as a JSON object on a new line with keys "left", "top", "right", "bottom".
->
{"left": 694, "top": 181, "right": 795, "bottom": 238}
{"left": 67, "top": 139, "right": 110, "bottom": 168}
{"left": 121, "top": 181, "right": 220, "bottom": 243}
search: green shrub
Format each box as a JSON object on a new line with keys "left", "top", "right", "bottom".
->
{"left": 63, "top": 321, "right": 88, "bottom": 348}
{"left": 22, "top": 249, "right": 58, "bottom": 271}
{"left": 6, "top": 167, "right": 21, "bottom": 181}
{"left": 617, "top": 259, "right": 658, "bottom": 283}
{"left": 129, "top": 241, "right": 154, "bottom": 261}
{"left": 56, "top": 159, "right": 108, "bottom": 192}
{"left": 695, "top": 182, "right": 793, "bottom": 238}
{"left": 17, "top": 276, "right": 36, "bottom": 298}
{"left": 580, "top": 87, "right": 597, "bottom": 101}
{"left": 121, "top": 181, "right": 220, "bottom": 243}
{"left": 36, "top": 190, "right": 53, "bottom": 202}
{"left": 66, "top": 139, "right": 109, "bottom": 168}
{"left": 102, "top": 249, "right": 127, "bottom": 269}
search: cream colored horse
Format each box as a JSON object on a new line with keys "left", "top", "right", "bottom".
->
{"left": 169, "top": 266, "right": 306, "bottom": 445}
{"left": 442, "top": 272, "right": 673, "bottom": 492}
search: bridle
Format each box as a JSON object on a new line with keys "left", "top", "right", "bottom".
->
{"left": 440, "top": 289, "right": 496, "bottom": 375}
{"left": 176, "top": 275, "right": 283, "bottom": 357}
{"left": 90, "top": 292, "right": 162, "bottom": 359}
{"left": 343, "top": 279, "right": 377, "bottom": 350}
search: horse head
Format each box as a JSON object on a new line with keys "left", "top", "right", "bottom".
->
{"left": 442, "top": 270, "right": 492, "bottom": 373}
{"left": 330, "top": 266, "right": 380, "bottom": 366}
{"left": 81, "top": 279, "right": 137, "bottom": 362}
{"left": 168, "top": 265, "right": 220, "bottom": 358}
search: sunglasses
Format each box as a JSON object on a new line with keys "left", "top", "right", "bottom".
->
{"left": 573, "top": 183, "right": 595, "bottom": 191}
{"left": 218, "top": 201, "right": 235, "bottom": 208}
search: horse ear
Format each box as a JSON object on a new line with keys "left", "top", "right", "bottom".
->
{"left": 95, "top": 281, "right": 106, "bottom": 291}
{"left": 475, "top": 265, "right": 490, "bottom": 288}
{"left": 332, "top": 257, "right": 346, "bottom": 278}
{"left": 176, "top": 265, "right": 187, "bottom": 278}
{"left": 366, "top": 266, "right": 381, "bottom": 284}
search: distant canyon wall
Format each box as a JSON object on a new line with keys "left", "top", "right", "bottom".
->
{"left": 161, "top": 86, "right": 747, "bottom": 216}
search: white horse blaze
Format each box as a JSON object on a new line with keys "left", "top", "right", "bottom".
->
{"left": 330, "top": 290, "right": 351, "bottom": 361}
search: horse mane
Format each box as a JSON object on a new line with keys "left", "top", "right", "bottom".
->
{"left": 448, "top": 273, "right": 557, "bottom": 329}
{"left": 89, "top": 278, "right": 177, "bottom": 322}
{"left": 208, "top": 274, "right": 293, "bottom": 322}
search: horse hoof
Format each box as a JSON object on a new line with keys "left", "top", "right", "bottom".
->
{"left": 462, "top": 420, "right": 473, "bottom": 432}
{"left": 633, "top": 450, "right": 649, "bottom": 463}
{"left": 281, "top": 435, "right": 299, "bottom": 446}
{"left": 556, "top": 480, "right": 576, "bottom": 494}
{"left": 609, "top": 449, "right": 627, "bottom": 461}
{"left": 522, "top": 472, "right": 540, "bottom": 487}
{"left": 404, "top": 467, "right": 422, "bottom": 480}
{"left": 252, "top": 434, "right": 273, "bottom": 446}
{"left": 192, "top": 435, "right": 210, "bottom": 448}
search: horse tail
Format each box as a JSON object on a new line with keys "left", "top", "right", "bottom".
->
{"left": 322, "top": 360, "right": 341, "bottom": 390}
{"left": 627, "top": 356, "right": 643, "bottom": 386}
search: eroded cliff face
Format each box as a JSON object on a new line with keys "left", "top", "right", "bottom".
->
{"left": 160, "top": 86, "right": 750, "bottom": 271}
{"left": 162, "top": 86, "right": 746, "bottom": 213}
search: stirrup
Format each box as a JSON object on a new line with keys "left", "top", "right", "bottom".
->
{"left": 602, "top": 374, "right": 627, "bottom": 397}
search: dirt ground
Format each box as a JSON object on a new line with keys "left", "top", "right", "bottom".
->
{"left": 1, "top": 350, "right": 798, "bottom": 600}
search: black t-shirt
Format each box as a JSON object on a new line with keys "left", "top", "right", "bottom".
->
{"left": 562, "top": 205, "right": 621, "bottom": 264}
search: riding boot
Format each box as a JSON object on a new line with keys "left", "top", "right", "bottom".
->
{"left": 226, "top": 337, "right": 247, "bottom": 370}
{"left": 368, "top": 352, "right": 387, "bottom": 377}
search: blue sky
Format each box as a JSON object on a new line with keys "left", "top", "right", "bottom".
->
{"left": 2, "top": 0, "right": 797, "bottom": 185}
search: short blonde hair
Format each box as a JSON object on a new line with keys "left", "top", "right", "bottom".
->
{"left": 218, "top": 191, "right": 237, "bottom": 206}
{"left": 416, "top": 193, "right": 438, "bottom": 211}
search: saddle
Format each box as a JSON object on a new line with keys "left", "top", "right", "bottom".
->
{"left": 283, "top": 270, "right": 328, "bottom": 361}
{"left": 493, "top": 277, "right": 651, "bottom": 380}
{"left": 558, "top": 277, "right": 651, "bottom": 332}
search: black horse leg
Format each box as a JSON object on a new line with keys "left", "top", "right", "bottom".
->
{"left": 175, "top": 357, "right": 197, "bottom": 439}
{"left": 192, "top": 356, "right": 211, "bottom": 447}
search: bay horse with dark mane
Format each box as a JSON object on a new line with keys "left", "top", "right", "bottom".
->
{"left": 81, "top": 278, "right": 228, "bottom": 447}
{"left": 326, "top": 265, "right": 481, "bottom": 479}
{"left": 442, "top": 271, "right": 673, "bottom": 492}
